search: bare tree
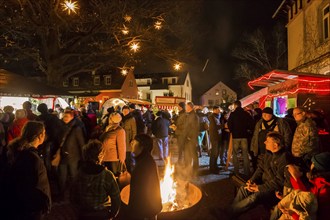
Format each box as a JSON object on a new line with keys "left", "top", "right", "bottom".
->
{"left": 231, "top": 23, "right": 287, "bottom": 95}
{"left": 0, "top": 0, "right": 201, "bottom": 84}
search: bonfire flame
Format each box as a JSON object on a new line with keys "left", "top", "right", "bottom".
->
{"left": 160, "top": 158, "right": 179, "bottom": 211}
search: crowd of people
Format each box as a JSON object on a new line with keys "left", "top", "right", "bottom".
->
{"left": 0, "top": 99, "right": 329, "bottom": 220}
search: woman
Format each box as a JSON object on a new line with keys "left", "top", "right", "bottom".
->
{"left": 5, "top": 121, "right": 51, "bottom": 220}
{"left": 71, "top": 139, "right": 121, "bottom": 220}
{"left": 7, "top": 109, "right": 29, "bottom": 142}
{"left": 100, "top": 112, "right": 126, "bottom": 175}
{"left": 127, "top": 134, "right": 162, "bottom": 219}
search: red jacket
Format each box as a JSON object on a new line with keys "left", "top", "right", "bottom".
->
{"left": 7, "top": 118, "right": 29, "bottom": 141}
{"left": 290, "top": 173, "right": 330, "bottom": 220}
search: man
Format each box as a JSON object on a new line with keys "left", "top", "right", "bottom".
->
{"left": 173, "top": 102, "right": 186, "bottom": 164}
{"left": 121, "top": 105, "right": 137, "bottom": 173}
{"left": 292, "top": 107, "right": 319, "bottom": 169}
{"left": 208, "top": 106, "right": 223, "bottom": 174}
{"left": 217, "top": 132, "right": 289, "bottom": 219}
{"left": 151, "top": 111, "right": 170, "bottom": 160}
{"left": 58, "top": 110, "right": 85, "bottom": 200}
{"left": 182, "top": 102, "right": 199, "bottom": 177}
{"left": 250, "top": 107, "right": 292, "bottom": 170}
{"left": 228, "top": 100, "right": 254, "bottom": 177}
{"left": 22, "top": 101, "right": 37, "bottom": 120}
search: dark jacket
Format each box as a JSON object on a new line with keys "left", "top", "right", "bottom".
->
{"left": 151, "top": 116, "right": 169, "bottom": 138}
{"left": 250, "top": 148, "right": 289, "bottom": 192}
{"left": 182, "top": 110, "right": 199, "bottom": 145}
{"left": 121, "top": 114, "right": 137, "bottom": 152}
{"left": 174, "top": 110, "right": 186, "bottom": 136}
{"left": 228, "top": 107, "right": 254, "bottom": 138}
{"left": 251, "top": 117, "right": 292, "bottom": 156}
{"left": 128, "top": 151, "right": 162, "bottom": 219}
{"left": 208, "top": 113, "right": 222, "bottom": 141}
{"left": 60, "top": 119, "right": 85, "bottom": 164}
{"left": 9, "top": 147, "right": 51, "bottom": 216}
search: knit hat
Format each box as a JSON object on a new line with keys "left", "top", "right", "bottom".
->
{"left": 311, "top": 152, "right": 330, "bottom": 172}
{"left": 262, "top": 107, "right": 273, "bottom": 115}
{"left": 109, "top": 112, "right": 122, "bottom": 124}
{"left": 178, "top": 102, "right": 185, "bottom": 109}
{"left": 128, "top": 103, "right": 136, "bottom": 110}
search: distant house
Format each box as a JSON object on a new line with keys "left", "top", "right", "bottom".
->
{"left": 135, "top": 72, "right": 192, "bottom": 104}
{"left": 200, "top": 81, "right": 237, "bottom": 106}
{"left": 62, "top": 69, "right": 138, "bottom": 105}
{"left": 274, "top": 0, "right": 330, "bottom": 75}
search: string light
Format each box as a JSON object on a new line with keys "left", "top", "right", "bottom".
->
{"left": 154, "top": 21, "right": 162, "bottom": 30}
{"left": 61, "top": 0, "right": 79, "bottom": 15}
{"left": 122, "top": 27, "right": 129, "bottom": 35}
{"left": 173, "top": 63, "right": 181, "bottom": 71}
{"left": 130, "top": 42, "right": 140, "bottom": 52}
{"left": 124, "top": 15, "right": 132, "bottom": 22}
{"left": 121, "top": 69, "right": 128, "bottom": 75}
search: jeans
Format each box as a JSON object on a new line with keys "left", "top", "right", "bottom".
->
{"left": 197, "top": 131, "right": 206, "bottom": 147}
{"left": 155, "top": 136, "right": 169, "bottom": 159}
{"left": 209, "top": 139, "right": 220, "bottom": 171}
{"left": 58, "top": 159, "right": 79, "bottom": 195}
{"left": 232, "top": 138, "right": 250, "bottom": 176}
{"left": 231, "top": 186, "right": 278, "bottom": 217}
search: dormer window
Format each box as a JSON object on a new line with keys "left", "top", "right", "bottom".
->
{"left": 104, "top": 75, "right": 111, "bottom": 85}
{"left": 73, "top": 77, "right": 79, "bottom": 87}
{"left": 63, "top": 79, "right": 69, "bottom": 87}
{"left": 94, "top": 76, "right": 100, "bottom": 85}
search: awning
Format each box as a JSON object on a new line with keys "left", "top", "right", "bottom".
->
{"left": 0, "top": 69, "right": 72, "bottom": 97}
{"left": 240, "top": 87, "right": 268, "bottom": 108}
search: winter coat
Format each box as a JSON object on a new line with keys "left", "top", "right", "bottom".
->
{"left": 289, "top": 172, "right": 330, "bottom": 220}
{"left": 251, "top": 117, "right": 292, "bottom": 156}
{"left": 151, "top": 116, "right": 169, "bottom": 138}
{"left": 60, "top": 119, "right": 85, "bottom": 164}
{"left": 71, "top": 161, "right": 120, "bottom": 216}
{"left": 292, "top": 118, "right": 319, "bottom": 159}
{"left": 174, "top": 110, "right": 186, "bottom": 136}
{"left": 7, "top": 118, "right": 29, "bottom": 142}
{"left": 228, "top": 107, "right": 254, "bottom": 139}
{"left": 9, "top": 147, "right": 51, "bottom": 216}
{"left": 100, "top": 126, "right": 126, "bottom": 162}
{"left": 121, "top": 114, "right": 137, "bottom": 152}
{"left": 208, "top": 113, "right": 222, "bottom": 141}
{"left": 182, "top": 110, "right": 199, "bottom": 145}
{"left": 250, "top": 148, "right": 289, "bottom": 192}
{"left": 128, "top": 151, "right": 162, "bottom": 219}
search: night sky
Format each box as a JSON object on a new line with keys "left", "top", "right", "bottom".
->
{"left": 188, "top": 0, "right": 284, "bottom": 101}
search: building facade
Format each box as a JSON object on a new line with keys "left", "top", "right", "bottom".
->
{"left": 135, "top": 72, "right": 192, "bottom": 104}
{"left": 62, "top": 69, "right": 138, "bottom": 105}
{"left": 275, "top": 0, "right": 330, "bottom": 74}
{"left": 200, "top": 81, "right": 237, "bottom": 106}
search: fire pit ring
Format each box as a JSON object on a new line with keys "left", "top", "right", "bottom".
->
{"left": 120, "top": 182, "right": 202, "bottom": 219}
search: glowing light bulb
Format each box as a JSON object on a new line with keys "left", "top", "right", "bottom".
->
{"left": 154, "top": 21, "right": 162, "bottom": 30}
{"left": 121, "top": 69, "right": 128, "bottom": 75}
{"left": 130, "top": 42, "right": 140, "bottom": 52}
{"left": 124, "top": 15, "right": 132, "bottom": 22}
{"left": 61, "top": 0, "right": 79, "bottom": 15}
{"left": 174, "top": 63, "right": 181, "bottom": 71}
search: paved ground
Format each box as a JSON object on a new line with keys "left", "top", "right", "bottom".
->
{"left": 45, "top": 137, "right": 270, "bottom": 220}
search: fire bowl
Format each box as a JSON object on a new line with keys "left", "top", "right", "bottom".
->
{"left": 120, "top": 182, "right": 202, "bottom": 219}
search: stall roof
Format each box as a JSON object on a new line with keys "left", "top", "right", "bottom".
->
{"left": 248, "top": 69, "right": 330, "bottom": 89}
{"left": 0, "top": 69, "right": 72, "bottom": 97}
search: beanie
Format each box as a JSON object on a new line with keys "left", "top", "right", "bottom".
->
{"left": 178, "top": 102, "right": 185, "bottom": 109}
{"left": 262, "top": 107, "right": 273, "bottom": 115}
{"left": 129, "top": 103, "right": 136, "bottom": 110}
{"left": 311, "top": 152, "right": 330, "bottom": 172}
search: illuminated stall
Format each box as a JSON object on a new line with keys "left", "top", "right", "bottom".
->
{"left": 0, "top": 69, "right": 71, "bottom": 110}
{"left": 246, "top": 70, "right": 330, "bottom": 117}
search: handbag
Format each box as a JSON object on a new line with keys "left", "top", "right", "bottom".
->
{"left": 117, "top": 162, "right": 131, "bottom": 188}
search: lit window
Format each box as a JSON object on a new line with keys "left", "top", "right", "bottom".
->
{"left": 215, "top": 89, "right": 219, "bottom": 96}
{"left": 63, "top": 79, "right": 69, "bottom": 87}
{"left": 73, "top": 77, "right": 79, "bottom": 87}
{"left": 104, "top": 75, "right": 111, "bottom": 85}
{"left": 323, "top": 4, "right": 330, "bottom": 40}
{"left": 94, "top": 76, "right": 100, "bottom": 85}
